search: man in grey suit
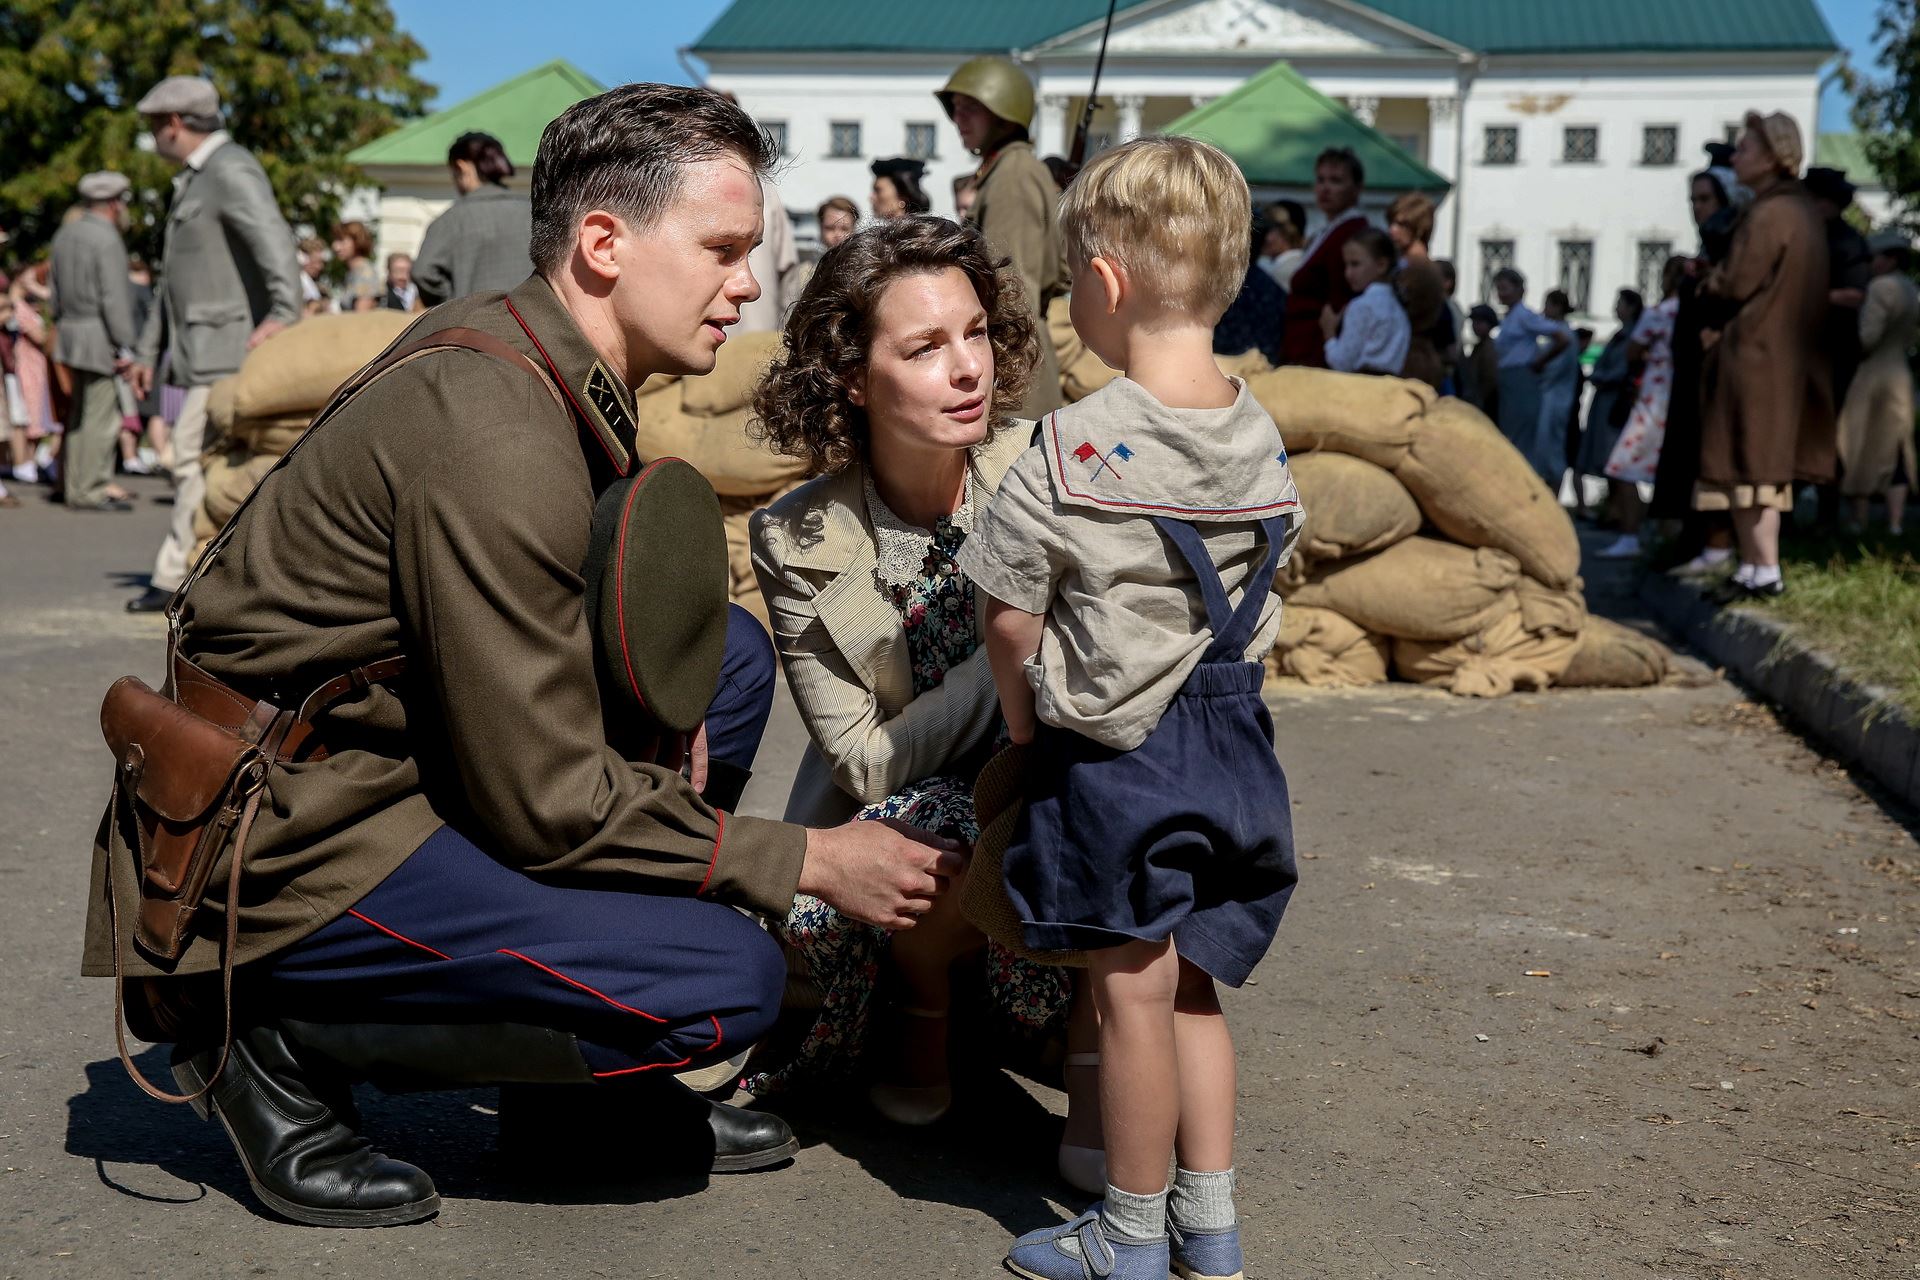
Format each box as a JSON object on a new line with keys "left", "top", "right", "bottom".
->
{"left": 124, "top": 75, "right": 303, "bottom": 613}
{"left": 50, "top": 171, "right": 140, "bottom": 511}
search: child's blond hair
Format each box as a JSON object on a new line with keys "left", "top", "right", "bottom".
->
{"left": 1058, "top": 136, "right": 1250, "bottom": 323}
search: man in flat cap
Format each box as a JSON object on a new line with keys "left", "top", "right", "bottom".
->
{"left": 124, "top": 75, "right": 302, "bottom": 610}
{"left": 50, "top": 172, "right": 139, "bottom": 511}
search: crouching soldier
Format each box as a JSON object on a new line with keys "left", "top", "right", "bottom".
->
{"left": 84, "top": 84, "right": 962, "bottom": 1227}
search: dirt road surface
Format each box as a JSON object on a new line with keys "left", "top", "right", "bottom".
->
{"left": 2, "top": 482, "right": 1914, "bottom": 1278}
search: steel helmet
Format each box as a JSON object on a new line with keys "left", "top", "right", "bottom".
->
{"left": 937, "top": 56, "right": 1036, "bottom": 130}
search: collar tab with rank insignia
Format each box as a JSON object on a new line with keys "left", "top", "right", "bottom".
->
{"left": 580, "top": 360, "right": 636, "bottom": 477}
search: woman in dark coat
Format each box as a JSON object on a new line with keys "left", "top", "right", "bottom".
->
{"left": 1696, "top": 112, "right": 1832, "bottom": 600}
{"left": 1279, "top": 148, "right": 1368, "bottom": 366}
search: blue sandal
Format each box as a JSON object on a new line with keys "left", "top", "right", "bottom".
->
{"left": 1005, "top": 1206, "right": 1169, "bottom": 1280}
{"left": 1170, "top": 1220, "right": 1245, "bottom": 1280}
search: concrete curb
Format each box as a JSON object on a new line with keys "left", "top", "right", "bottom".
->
{"left": 1639, "top": 572, "right": 1920, "bottom": 809}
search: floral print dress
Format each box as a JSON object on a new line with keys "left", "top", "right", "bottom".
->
{"left": 1605, "top": 296, "right": 1678, "bottom": 485}
{"left": 744, "top": 474, "right": 1072, "bottom": 1097}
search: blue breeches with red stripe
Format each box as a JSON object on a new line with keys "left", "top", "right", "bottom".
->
{"left": 263, "top": 604, "right": 784, "bottom": 1081}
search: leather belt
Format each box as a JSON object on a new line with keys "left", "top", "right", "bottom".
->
{"left": 171, "top": 653, "right": 408, "bottom": 764}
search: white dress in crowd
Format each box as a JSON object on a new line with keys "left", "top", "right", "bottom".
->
{"left": 1604, "top": 296, "right": 1679, "bottom": 485}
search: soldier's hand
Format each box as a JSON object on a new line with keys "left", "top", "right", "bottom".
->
{"left": 798, "top": 819, "right": 969, "bottom": 930}
{"left": 246, "top": 318, "right": 288, "bottom": 351}
{"left": 126, "top": 364, "right": 153, "bottom": 400}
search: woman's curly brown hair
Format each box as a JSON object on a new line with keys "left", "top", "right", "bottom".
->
{"left": 752, "top": 217, "right": 1039, "bottom": 476}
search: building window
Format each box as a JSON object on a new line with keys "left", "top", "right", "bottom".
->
{"left": 1483, "top": 126, "right": 1518, "bottom": 166}
{"left": 1637, "top": 240, "right": 1674, "bottom": 298}
{"left": 905, "top": 122, "right": 938, "bottom": 160}
{"left": 828, "top": 121, "right": 862, "bottom": 159}
{"left": 1641, "top": 125, "right": 1678, "bottom": 166}
{"left": 1557, "top": 239, "right": 1594, "bottom": 313}
{"left": 762, "top": 121, "right": 789, "bottom": 157}
{"left": 1479, "top": 239, "right": 1516, "bottom": 301}
{"left": 1562, "top": 126, "right": 1598, "bottom": 164}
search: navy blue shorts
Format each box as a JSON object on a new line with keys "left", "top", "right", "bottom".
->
{"left": 263, "top": 603, "right": 784, "bottom": 1079}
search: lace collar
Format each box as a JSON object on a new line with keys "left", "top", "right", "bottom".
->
{"left": 863, "top": 468, "right": 974, "bottom": 591}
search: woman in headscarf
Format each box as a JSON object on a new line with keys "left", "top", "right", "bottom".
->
{"left": 1696, "top": 111, "right": 1832, "bottom": 601}
{"left": 1839, "top": 232, "right": 1918, "bottom": 534}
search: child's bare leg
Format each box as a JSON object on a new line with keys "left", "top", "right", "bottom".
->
{"left": 1171, "top": 957, "right": 1234, "bottom": 1173}
{"left": 1092, "top": 938, "right": 1180, "bottom": 1196}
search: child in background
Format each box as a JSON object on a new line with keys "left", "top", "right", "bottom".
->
{"left": 1321, "top": 226, "right": 1410, "bottom": 375}
{"left": 958, "top": 137, "right": 1303, "bottom": 1280}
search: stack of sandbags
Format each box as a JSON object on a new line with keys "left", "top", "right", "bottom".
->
{"left": 191, "top": 311, "right": 416, "bottom": 562}
{"left": 1048, "top": 295, "right": 1273, "bottom": 401}
{"left": 631, "top": 330, "right": 810, "bottom": 625}
{"left": 1223, "top": 367, "right": 1669, "bottom": 696}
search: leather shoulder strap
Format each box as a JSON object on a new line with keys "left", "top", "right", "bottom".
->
{"left": 163, "top": 323, "right": 564, "bottom": 658}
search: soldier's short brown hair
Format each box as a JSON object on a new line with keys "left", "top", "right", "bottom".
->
{"left": 529, "top": 83, "right": 778, "bottom": 275}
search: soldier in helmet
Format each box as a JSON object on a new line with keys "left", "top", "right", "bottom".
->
{"left": 939, "top": 56, "right": 1067, "bottom": 418}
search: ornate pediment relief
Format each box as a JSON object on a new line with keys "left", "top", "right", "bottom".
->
{"left": 1039, "top": 0, "right": 1435, "bottom": 56}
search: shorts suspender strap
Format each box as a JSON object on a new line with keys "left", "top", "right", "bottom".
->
{"left": 1151, "top": 515, "right": 1290, "bottom": 662}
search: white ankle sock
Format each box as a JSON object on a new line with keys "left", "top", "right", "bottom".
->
{"left": 1733, "top": 562, "right": 1758, "bottom": 586}
{"left": 1749, "top": 563, "right": 1782, "bottom": 588}
{"left": 1101, "top": 1183, "right": 1169, "bottom": 1242}
{"left": 1170, "top": 1166, "right": 1237, "bottom": 1231}
{"left": 1698, "top": 547, "right": 1732, "bottom": 566}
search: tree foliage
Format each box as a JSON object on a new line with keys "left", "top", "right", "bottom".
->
{"left": 1852, "top": 0, "right": 1920, "bottom": 221}
{"left": 0, "top": 0, "right": 434, "bottom": 263}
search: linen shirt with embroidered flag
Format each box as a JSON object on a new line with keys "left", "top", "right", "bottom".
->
{"left": 957, "top": 376, "right": 1302, "bottom": 751}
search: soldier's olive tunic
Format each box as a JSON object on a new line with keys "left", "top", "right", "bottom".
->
{"left": 967, "top": 140, "right": 1067, "bottom": 419}
{"left": 83, "top": 277, "right": 808, "bottom": 979}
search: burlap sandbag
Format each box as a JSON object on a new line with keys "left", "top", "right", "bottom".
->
{"left": 225, "top": 311, "right": 413, "bottom": 422}
{"left": 1516, "top": 574, "right": 1588, "bottom": 636}
{"left": 1396, "top": 397, "right": 1582, "bottom": 590}
{"left": 1391, "top": 605, "right": 1579, "bottom": 698}
{"left": 1556, "top": 617, "right": 1673, "bottom": 688}
{"left": 633, "top": 335, "right": 808, "bottom": 498}
{"left": 1287, "top": 451, "right": 1422, "bottom": 569}
{"left": 1285, "top": 537, "right": 1520, "bottom": 641}
{"left": 721, "top": 493, "right": 771, "bottom": 627}
{"left": 206, "top": 375, "right": 239, "bottom": 436}
{"left": 1269, "top": 604, "right": 1390, "bottom": 688}
{"left": 201, "top": 452, "right": 277, "bottom": 528}
{"left": 1245, "top": 367, "right": 1434, "bottom": 470}
{"left": 224, "top": 414, "right": 310, "bottom": 457}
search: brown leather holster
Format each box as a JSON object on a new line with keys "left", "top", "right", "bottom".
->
{"left": 97, "top": 323, "right": 560, "bottom": 1104}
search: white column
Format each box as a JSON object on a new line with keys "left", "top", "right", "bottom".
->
{"left": 1426, "top": 95, "right": 1460, "bottom": 258}
{"left": 1115, "top": 94, "right": 1146, "bottom": 143}
{"left": 1345, "top": 96, "right": 1380, "bottom": 127}
{"left": 1036, "top": 94, "right": 1071, "bottom": 160}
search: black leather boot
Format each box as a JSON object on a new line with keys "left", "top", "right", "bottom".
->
{"left": 285, "top": 1020, "right": 798, "bottom": 1175}
{"left": 499, "top": 1075, "right": 798, "bottom": 1174}
{"left": 172, "top": 1023, "right": 440, "bottom": 1227}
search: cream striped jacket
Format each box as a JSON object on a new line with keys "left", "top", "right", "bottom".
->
{"left": 749, "top": 425, "right": 1032, "bottom": 826}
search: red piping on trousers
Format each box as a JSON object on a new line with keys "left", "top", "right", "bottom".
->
{"left": 589, "top": 1015, "right": 724, "bottom": 1079}
{"left": 696, "top": 811, "right": 726, "bottom": 897}
{"left": 347, "top": 909, "right": 452, "bottom": 961}
{"left": 495, "top": 948, "right": 669, "bottom": 1023}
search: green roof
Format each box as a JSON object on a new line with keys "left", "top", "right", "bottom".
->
{"left": 348, "top": 60, "right": 605, "bottom": 169}
{"left": 1165, "top": 62, "right": 1450, "bottom": 192}
{"left": 692, "top": 0, "right": 1836, "bottom": 55}
{"left": 1815, "top": 133, "right": 1883, "bottom": 188}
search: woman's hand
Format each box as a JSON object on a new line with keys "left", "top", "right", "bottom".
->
{"left": 798, "top": 819, "right": 969, "bottom": 930}
{"left": 1319, "top": 304, "right": 1341, "bottom": 338}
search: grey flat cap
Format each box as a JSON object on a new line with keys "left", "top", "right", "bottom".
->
{"left": 78, "top": 171, "right": 131, "bottom": 202}
{"left": 135, "top": 75, "right": 221, "bottom": 118}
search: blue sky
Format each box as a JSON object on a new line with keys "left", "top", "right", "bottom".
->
{"left": 391, "top": 0, "right": 1884, "bottom": 133}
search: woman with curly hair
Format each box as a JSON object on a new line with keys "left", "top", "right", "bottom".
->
{"left": 747, "top": 217, "right": 1097, "bottom": 1181}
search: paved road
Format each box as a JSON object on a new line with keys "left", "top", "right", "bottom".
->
{"left": 3, "top": 481, "right": 1915, "bottom": 1279}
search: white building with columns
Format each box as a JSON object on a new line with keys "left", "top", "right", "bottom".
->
{"left": 689, "top": 0, "right": 1838, "bottom": 319}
